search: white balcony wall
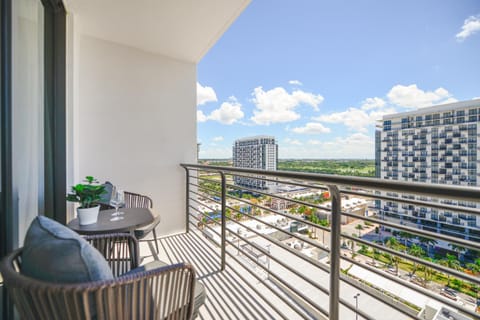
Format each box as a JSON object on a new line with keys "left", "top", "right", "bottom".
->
{"left": 70, "top": 33, "right": 196, "bottom": 235}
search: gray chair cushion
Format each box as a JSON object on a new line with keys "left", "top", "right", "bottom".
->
{"left": 121, "top": 260, "right": 206, "bottom": 317}
{"left": 21, "top": 216, "right": 114, "bottom": 283}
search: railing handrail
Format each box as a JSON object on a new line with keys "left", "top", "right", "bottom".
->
{"left": 181, "top": 163, "right": 480, "bottom": 320}
{"left": 180, "top": 163, "right": 480, "bottom": 202}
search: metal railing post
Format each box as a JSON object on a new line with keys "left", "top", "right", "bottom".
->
{"left": 220, "top": 172, "right": 226, "bottom": 271}
{"left": 328, "top": 185, "right": 341, "bottom": 320}
{"left": 184, "top": 167, "right": 190, "bottom": 233}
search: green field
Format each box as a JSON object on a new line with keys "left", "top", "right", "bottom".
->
{"left": 199, "top": 159, "right": 376, "bottom": 177}
{"left": 278, "top": 159, "right": 375, "bottom": 177}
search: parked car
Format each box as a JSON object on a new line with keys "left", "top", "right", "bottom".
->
{"left": 443, "top": 287, "right": 458, "bottom": 297}
{"left": 441, "top": 288, "right": 458, "bottom": 301}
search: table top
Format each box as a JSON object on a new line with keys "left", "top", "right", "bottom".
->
{"left": 67, "top": 207, "right": 155, "bottom": 235}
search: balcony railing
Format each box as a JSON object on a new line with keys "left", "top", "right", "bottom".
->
{"left": 180, "top": 164, "right": 480, "bottom": 320}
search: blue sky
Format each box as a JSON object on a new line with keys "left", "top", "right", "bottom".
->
{"left": 197, "top": 0, "right": 480, "bottom": 159}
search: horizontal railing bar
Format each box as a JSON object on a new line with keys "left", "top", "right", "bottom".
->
{"left": 196, "top": 177, "right": 480, "bottom": 247}
{"left": 189, "top": 213, "right": 389, "bottom": 320}
{"left": 195, "top": 174, "right": 480, "bottom": 244}
{"left": 224, "top": 248, "right": 319, "bottom": 319}
{"left": 184, "top": 164, "right": 480, "bottom": 320}
{"left": 345, "top": 189, "right": 480, "bottom": 216}
{"left": 227, "top": 170, "right": 330, "bottom": 192}
{"left": 191, "top": 189, "right": 480, "bottom": 284}
{"left": 225, "top": 204, "right": 330, "bottom": 255}
{"left": 343, "top": 211, "right": 480, "bottom": 250}
{"left": 224, "top": 235, "right": 330, "bottom": 318}
{"left": 189, "top": 211, "right": 443, "bottom": 320}
{"left": 191, "top": 187, "right": 480, "bottom": 285}
{"left": 197, "top": 178, "right": 480, "bottom": 246}
{"left": 338, "top": 254, "right": 480, "bottom": 320}
{"left": 181, "top": 163, "right": 480, "bottom": 202}
{"left": 198, "top": 179, "right": 480, "bottom": 247}
{"left": 340, "top": 232, "right": 480, "bottom": 285}
{"left": 191, "top": 183, "right": 331, "bottom": 242}
{"left": 187, "top": 215, "right": 317, "bottom": 319}
{"left": 189, "top": 197, "right": 331, "bottom": 271}
{"left": 224, "top": 181, "right": 332, "bottom": 215}
{"left": 224, "top": 191, "right": 331, "bottom": 233}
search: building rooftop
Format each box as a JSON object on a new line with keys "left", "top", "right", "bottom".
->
{"left": 382, "top": 98, "right": 480, "bottom": 121}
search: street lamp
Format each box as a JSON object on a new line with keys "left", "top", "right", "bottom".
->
{"left": 353, "top": 293, "right": 360, "bottom": 320}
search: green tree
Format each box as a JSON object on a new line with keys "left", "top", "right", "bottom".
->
{"left": 448, "top": 244, "right": 466, "bottom": 261}
{"left": 439, "top": 254, "right": 462, "bottom": 286}
{"left": 417, "top": 236, "right": 438, "bottom": 256}
{"left": 408, "top": 244, "right": 425, "bottom": 276}
{"left": 466, "top": 262, "right": 480, "bottom": 274}
{"left": 421, "top": 257, "right": 435, "bottom": 285}
{"left": 355, "top": 224, "right": 363, "bottom": 237}
{"left": 384, "top": 236, "right": 399, "bottom": 250}
{"left": 384, "top": 237, "right": 400, "bottom": 273}
{"left": 398, "top": 231, "right": 414, "bottom": 249}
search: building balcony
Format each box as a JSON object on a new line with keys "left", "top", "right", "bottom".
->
{"left": 166, "top": 164, "right": 480, "bottom": 320}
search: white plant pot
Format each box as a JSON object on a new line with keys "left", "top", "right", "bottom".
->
{"left": 77, "top": 205, "right": 100, "bottom": 225}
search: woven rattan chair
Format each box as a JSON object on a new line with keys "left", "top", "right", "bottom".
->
{"left": 0, "top": 233, "right": 196, "bottom": 320}
{"left": 124, "top": 191, "right": 161, "bottom": 254}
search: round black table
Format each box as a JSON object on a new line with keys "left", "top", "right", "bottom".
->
{"left": 67, "top": 208, "right": 155, "bottom": 235}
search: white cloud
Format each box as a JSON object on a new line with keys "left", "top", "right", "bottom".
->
{"left": 456, "top": 15, "right": 480, "bottom": 41}
{"left": 284, "top": 138, "right": 302, "bottom": 145}
{"left": 197, "top": 97, "right": 244, "bottom": 125}
{"left": 292, "top": 122, "right": 331, "bottom": 134}
{"left": 209, "top": 98, "right": 244, "bottom": 125}
{"left": 197, "top": 110, "right": 208, "bottom": 123}
{"left": 387, "top": 84, "right": 456, "bottom": 108}
{"left": 289, "top": 80, "right": 303, "bottom": 86}
{"left": 279, "top": 133, "right": 374, "bottom": 159}
{"left": 212, "top": 136, "right": 224, "bottom": 142}
{"left": 314, "top": 108, "right": 371, "bottom": 132}
{"left": 197, "top": 82, "right": 218, "bottom": 106}
{"left": 361, "top": 97, "right": 386, "bottom": 110}
{"left": 251, "top": 86, "right": 324, "bottom": 125}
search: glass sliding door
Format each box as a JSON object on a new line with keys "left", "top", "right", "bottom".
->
{"left": 12, "top": 0, "right": 45, "bottom": 245}
{"left": 1, "top": 0, "right": 66, "bottom": 318}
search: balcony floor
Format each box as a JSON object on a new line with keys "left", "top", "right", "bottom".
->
{"left": 139, "top": 229, "right": 303, "bottom": 320}
{"left": 138, "top": 227, "right": 421, "bottom": 320}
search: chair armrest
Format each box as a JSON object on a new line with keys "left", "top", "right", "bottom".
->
{"left": 2, "top": 250, "right": 196, "bottom": 320}
{"left": 85, "top": 233, "right": 140, "bottom": 276}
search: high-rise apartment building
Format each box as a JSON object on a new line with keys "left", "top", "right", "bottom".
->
{"left": 377, "top": 99, "right": 480, "bottom": 241}
{"left": 233, "top": 136, "right": 278, "bottom": 191}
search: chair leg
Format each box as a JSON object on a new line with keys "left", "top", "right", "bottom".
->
{"left": 152, "top": 228, "right": 160, "bottom": 253}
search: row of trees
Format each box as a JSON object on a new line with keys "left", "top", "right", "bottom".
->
{"left": 358, "top": 235, "right": 480, "bottom": 295}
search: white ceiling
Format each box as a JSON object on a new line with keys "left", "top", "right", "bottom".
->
{"left": 63, "top": 0, "right": 250, "bottom": 63}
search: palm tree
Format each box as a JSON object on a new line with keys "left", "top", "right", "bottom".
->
{"left": 408, "top": 244, "right": 425, "bottom": 276}
{"left": 384, "top": 237, "right": 400, "bottom": 274}
{"left": 448, "top": 243, "right": 466, "bottom": 261}
{"left": 391, "top": 255, "right": 401, "bottom": 275}
{"left": 384, "top": 236, "right": 399, "bottom": 249}
{"left": 421, "top": 257, "right": 435, "bottom": 286}
{"left": 439, "top": 253, "right": 462, "bottom": 286}
{"left": 399, "top": 231, "right": 414, "bottom": 248}
{"left": 417, "top": 236, "right": 438, "bottom": 257}
{"left": 355, "top": 224, "right": 363, "bottom": 237}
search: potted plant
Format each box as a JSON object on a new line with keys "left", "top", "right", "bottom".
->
{"left": 66, "top": 176, "right": 106, "bottom": 225}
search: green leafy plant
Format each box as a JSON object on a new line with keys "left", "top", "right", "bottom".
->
{"left": 66, "top": 176, "right": 106, "bottom": 208}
